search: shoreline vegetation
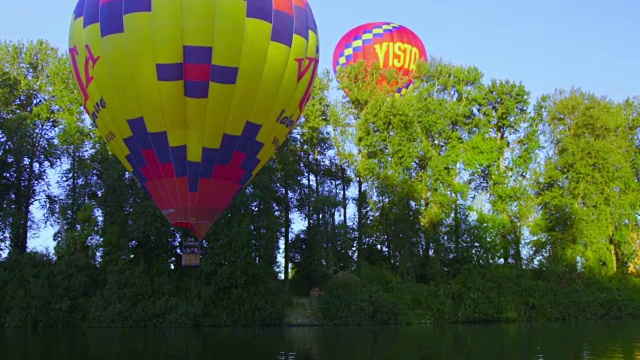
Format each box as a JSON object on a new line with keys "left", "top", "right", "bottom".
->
{"left": 0, "top": 254, "right": 638, "bottom": 328}
{"left": 1, "top": 40, "right": 639, "bottom": 329}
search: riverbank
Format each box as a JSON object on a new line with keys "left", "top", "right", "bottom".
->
{"left": 285, "top": 266, "right": 640, "bottom": 326}
{"left": 1, "top": 254, "right": 639, "bottom": 328}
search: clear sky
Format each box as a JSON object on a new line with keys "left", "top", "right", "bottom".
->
{"left": 1, "top": 0, "right": 639, "bottom": 253}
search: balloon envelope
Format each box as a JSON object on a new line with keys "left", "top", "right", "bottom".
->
{"left": 332, "top": 22, "right": 426, "bottom": 95}
{"left": 68, "top": 0, "right": 320, "bottom": 239}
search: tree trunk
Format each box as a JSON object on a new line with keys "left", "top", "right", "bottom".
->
{"left": 356, "top": 175, "right": 364, "bottom": 266}
{"left": 283, "top": 161, "right": 291, "bottom": 289}
{"left": 453, "top": 194, "right": 462, "bottom": 260}
{"left": 342, "top": 166, "right": 347, "bottom": 227}
{"left": 306, "top": 154, "right": 312, "bottom": 229}
{"left": 10, "top": 157, "right": 34, "bottom": 255}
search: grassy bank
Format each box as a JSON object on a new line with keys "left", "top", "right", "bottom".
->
{"left": 1, "top": 253, "right": 639, "bottom": 328}
{"left": 287, "top": 265, "right": 640, "bottom": 326}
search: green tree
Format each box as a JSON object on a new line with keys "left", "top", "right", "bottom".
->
{"left": 348, "top": 59, "right": 484, "bottom": 277}
{"left": 0, "top": 40, "right": 69, "bottom": 255}
{"left": 273, "top": 132, "right": 304, "bottom": 288}
{"left": 466, "top": 79, "right": 539, "bottom": 268}
{"left": 0, "top": 69, "right": 20, "bottom": 252}
{"left": 46, "top": 51, "right": 101, "bottom": 260}
{"left": 534, "top": 89, "right": 640, "bottom": 275}
{"left": 91, "top": 141, "right": 132, "bottom": 267}
{"left": 290, "top": 70, "right": 340, "bottom": 292}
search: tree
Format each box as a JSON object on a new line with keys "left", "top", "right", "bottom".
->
{"left": 466, "top": 79, "right": 539, "bottom": 268}
{"left": 289, "top": 70, "right": 341, "bottom": 291}
{"left": 534, "top": 89, "right": 640, "bottom": 275}
{"left": 46, "top": 49, "right": 101, "bottom": 260}
{"left": 273, "top": 131, "right": 304, "bottom": 288}
{"left": 0, "top": 40, "right": 69, "bottom": 255}
{"left": 0, "top": 69, "right": 19, "bottom": 252}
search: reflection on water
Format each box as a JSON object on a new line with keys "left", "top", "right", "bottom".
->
{"left": 0, "top": 321, "right": 639, "bottom": 359}
{"left": 278, "top": 352, "right": 297, "bottom": 360}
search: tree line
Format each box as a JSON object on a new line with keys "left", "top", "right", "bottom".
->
{"left": 0, "top": 39, "right": 639, "bottom": 328}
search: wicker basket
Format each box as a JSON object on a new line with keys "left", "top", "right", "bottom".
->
{"left": 181, "top": 253, "right": 201, "bottom": 267}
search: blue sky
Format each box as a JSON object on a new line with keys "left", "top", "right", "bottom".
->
{"left": 1, "top": 0, "right": 639, "bottom": 253}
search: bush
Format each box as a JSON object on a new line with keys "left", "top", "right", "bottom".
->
{"left": 317, "top": 265, "right": 640, "bottom": 326}
{"left": 0, "top": 252, "right": 288, "bottom": 328}
{"left": 0, "top": 252, "right": 638, "bottom": 328}
{"left": 319, "top": 266, "right": 413, "bottom": 325}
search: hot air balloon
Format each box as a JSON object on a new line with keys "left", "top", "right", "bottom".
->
{"left": 332, "top": 22, "right": 426, "bottom": 96}
{"left": 68, "top": 0, "right": 320, "bottom": 266}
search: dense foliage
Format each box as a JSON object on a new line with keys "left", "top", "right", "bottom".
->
{"left": 0, "top": 39, "right": 639, "bottom": 328}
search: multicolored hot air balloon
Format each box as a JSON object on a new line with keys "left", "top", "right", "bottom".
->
{"left": 332, "top": 22, "right": 426, "bottom": 96}
{"left": 68, "top": 0, "right": 319, "bottom": 242}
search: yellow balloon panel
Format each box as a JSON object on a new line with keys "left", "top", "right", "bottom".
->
{"left": 68, "top": 0, "right": 320, "bottom": 239}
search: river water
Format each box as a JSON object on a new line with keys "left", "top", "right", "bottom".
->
{"left": 1, "top": 321, "right": 639, "bottom": 359}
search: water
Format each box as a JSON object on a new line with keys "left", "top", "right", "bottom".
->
{"left": 1, "top": 321, "right": 639, "bottom": 359}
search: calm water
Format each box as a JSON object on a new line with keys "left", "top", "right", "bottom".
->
{"left": 1, "top": 321, "right": 639, "bottom": 359}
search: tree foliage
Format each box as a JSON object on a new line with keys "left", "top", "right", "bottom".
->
{"left": 0, "top": 40, "right": 639, "bottom": 328}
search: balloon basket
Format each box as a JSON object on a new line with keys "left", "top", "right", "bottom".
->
{"left": 181, "top": 241, "right": 201, "bottom": 268}
{"left": 181, "top": 253, "right": 201, "bottom": 267}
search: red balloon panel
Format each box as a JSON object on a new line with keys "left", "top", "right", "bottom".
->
{"left": 333, "top": 22, "right": 427, "bottom": 95}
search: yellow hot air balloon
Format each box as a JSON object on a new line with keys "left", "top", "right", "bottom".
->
{"left": 68, "top": 0, "right": 319, "bottom": 265}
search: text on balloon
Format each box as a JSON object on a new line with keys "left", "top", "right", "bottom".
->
{"left": 373, "top": 42, "right": 421, "bottom": 71}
